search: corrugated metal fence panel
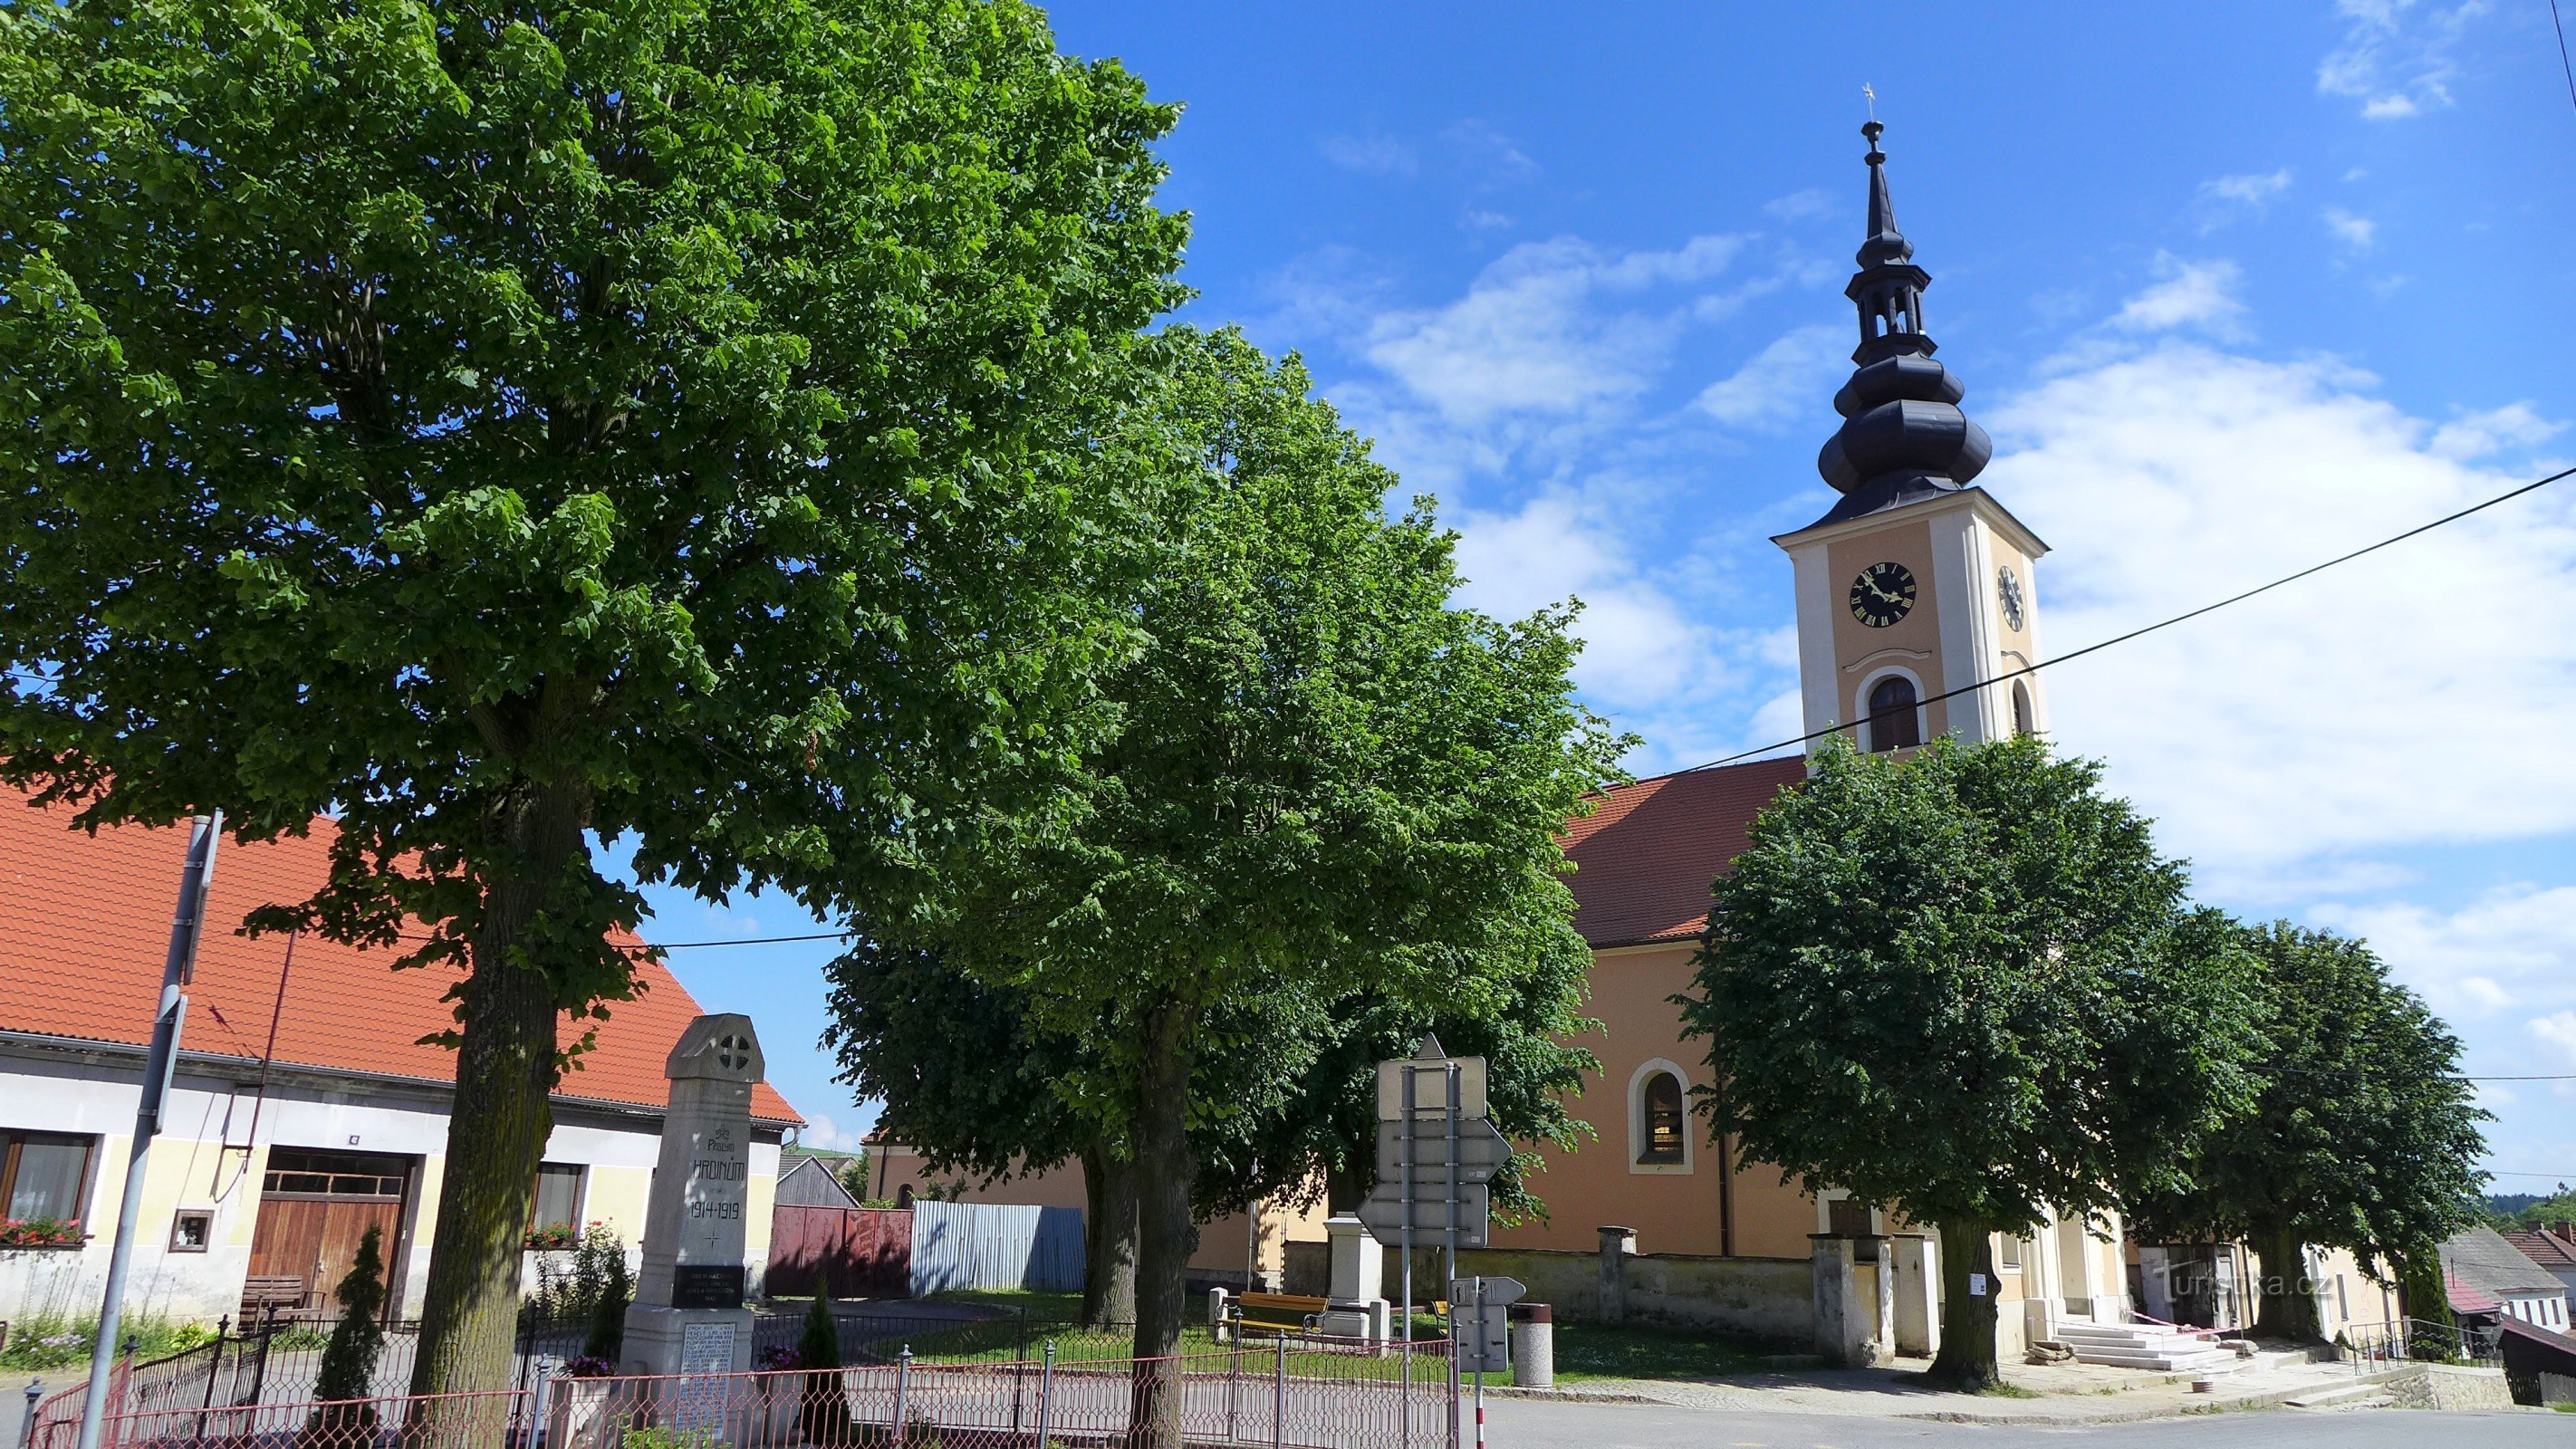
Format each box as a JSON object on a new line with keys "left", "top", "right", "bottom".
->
{"left": 908, "top": 1201, "right": 1085, "bottom": 1294}
{"left": 765, "top": 1204, "right": 911, "bottom": 1297}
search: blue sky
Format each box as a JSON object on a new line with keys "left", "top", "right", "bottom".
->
{"left": 644, "top": 2, "right": 2576, "bottom": 1194}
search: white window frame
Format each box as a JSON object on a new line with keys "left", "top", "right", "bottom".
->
{"left": 1853, "top": 665, "right": 1930, "bottom": 754}
{"left": 1627, "top": 1060, "right": 1694, "bottom": 1176}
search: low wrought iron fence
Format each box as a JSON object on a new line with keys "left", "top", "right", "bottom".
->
{"left": 2338, "top": 1316, "right": 2502, "bottom": 1370}
{"left": 750, "top": 1309, "right": 1082, "bottom": 1369}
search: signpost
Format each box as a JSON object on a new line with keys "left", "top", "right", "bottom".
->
{"left": 1448, "top": 1276, "right": 1523, "bottom": 1449}
{"left": 1358, "top": 1038, "right": 1514, "bottom": 1449}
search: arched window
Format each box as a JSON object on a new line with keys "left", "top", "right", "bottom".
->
{"left": 1637, "top": 1071, "right": 1686, "bottom": 1166}
{"left": 2011, "top": 681, "right": 2034, "bottom": 738}
{"left": 1867, "top": 676, "right": 1920, "bottom": 753}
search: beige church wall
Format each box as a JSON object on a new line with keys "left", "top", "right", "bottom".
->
{"left": 1824, "top": 520, "right": 1951, "bottom": 743}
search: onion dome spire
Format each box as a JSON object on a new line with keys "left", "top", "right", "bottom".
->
{"left": 1811, "top": 120, "right": 1992, "bottom": 526}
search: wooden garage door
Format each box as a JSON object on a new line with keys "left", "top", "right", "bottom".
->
{"left": 248, "top": 1148, "right": 412, "bottom": 1315}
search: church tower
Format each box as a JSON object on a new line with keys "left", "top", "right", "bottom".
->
{"left": 1773, "top": 121, "right": 2049, "bottom": 754}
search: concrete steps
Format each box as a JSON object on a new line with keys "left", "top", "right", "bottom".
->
{"left": 2050, "top": 1321, "right": 2239, "bottom": 1372}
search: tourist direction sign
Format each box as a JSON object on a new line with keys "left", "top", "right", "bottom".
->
{"left": 1354, "top": 1182, "right": 1489, "bottom": 1249}
{"left": 1374, "top": 1035, "right": 1489, "bottom": 1121}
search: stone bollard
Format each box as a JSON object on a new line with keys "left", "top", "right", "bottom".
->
{"left": 1598, "top": 1226, "right": 1636, "bottom": 1325}
{"left": 1508, "top": 1304, "right": 1554, "bottom": 1388}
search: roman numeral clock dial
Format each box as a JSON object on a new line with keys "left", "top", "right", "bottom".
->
{"left": 1847, "top": 561, "right": 1917, "bottom": 628}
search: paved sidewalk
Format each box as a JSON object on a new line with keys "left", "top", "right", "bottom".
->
{"left": 1495, "top": 1348, "right": 2395, "bottom": 1426}
{"left": 1484, "top": 1399, "right": 2568, "bottom": 1449}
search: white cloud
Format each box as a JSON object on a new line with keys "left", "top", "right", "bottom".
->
{"left": 2323, "top": 207, "right": 2378, "bottom": 252}
{"left": 1442, "top": 120, "right": 1540, "bottom": 185}
{"left": 1355, "top": 235, "right": 1746, "bottom": 432}
{"left": 1450, "top": 492, "right": 1720, "bottom": 711}
{"left": 2194, "top": 169, "right": 2292, "bottom": 231}
{"left": 1985, "top": 345, "right": 2576, "bottom": 894}
{"left": 2534, "top": 1011, "right": 2576, "bottom": 1065}
{"left": 2317, "top": 0, "right": 2483, "bottom": 120}
{"left": 1321, "top": 133, "right": 1417, "bottom": 177}
{"left": 2428, "top": 401, "right": 2565, "bottom": 459}
{"left": 1696, "top": 325, "right": 1847, "bottom": 432}
{"left": 798, "top": 1112, "right": 868, "bottom": 1152}
{"left": 2109, "top": 255, "right": 2250, "bottom": 340}
{"left": 1764, "top": 189, "right": 1835, "bottom": 225}
{"left": 2312, "top": 886, "right": 2576, "bottom": 1022}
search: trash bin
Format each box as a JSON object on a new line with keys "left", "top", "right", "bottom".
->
{"left": 1509, "top": 1302, "right": 1553, "bottom": 1388}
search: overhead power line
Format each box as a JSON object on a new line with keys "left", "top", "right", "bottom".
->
{"left": 1681, "top": 463, "right": 2576, "bottom": 774}
{"left": 2551, "top": 0, "right": 2576, "bottom": 118}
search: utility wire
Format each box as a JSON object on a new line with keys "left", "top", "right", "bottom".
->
{"left": 2550, "top": 0, "right": 2576, "bottom": 118}
{"left": 1680, "top": 463, "right": 2576, "bottom": 774}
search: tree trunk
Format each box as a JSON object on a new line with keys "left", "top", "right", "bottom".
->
{"left": 1082, "top": 1136, "right": 1139, "bottom": 1330}
{"left": 407, "top": 780, "right": 590, "bottom": 1443}
{"left": 2249, "top": 1224, "right": 2322, "bottom": 1342}
{"left": 1924, "top": 1218, "right": 2000, "bottom": 1390}
{"left": 1129, "top": 1001, "right": 1198, "bottom": 1449}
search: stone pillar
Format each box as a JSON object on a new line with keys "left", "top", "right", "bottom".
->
{"left": 1319, "top": 1214, "right": 1389, "bottom": 1341}
{"left": 1866, "top": 1233, "right": 1897, "bottom": 1357}
{"left": 1325, "top": 1214, "right": 1382, "bottom": 1302}
{"left": 624, "top": 1014, "right": 766, "bottom": 1382}
{"left": 1890, "top": 1233, "right": 1938, "bottom": 1357}
{"left": 1598, "top": 1226, "right": 1636, "bottom": 1325}
{"left": 1811, "top": 1234, "right": 1862, "bottom": 1366}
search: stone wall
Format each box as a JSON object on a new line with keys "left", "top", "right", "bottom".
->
{"left": 1456, "top": 1246, "right": 1812, "bottom": 1343}
{"left": 2382, "top": 1363, "right": 2514, "bottom": 1411}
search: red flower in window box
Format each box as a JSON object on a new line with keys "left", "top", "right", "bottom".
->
{"left": 0, "top": 1216, "right": 88, "bottom": 1249}
{"left": 524, "top": 1223, "right": 581, "bottom": 1251}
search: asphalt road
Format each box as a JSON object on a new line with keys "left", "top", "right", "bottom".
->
{"left": 1480, "top": 1397, "right": 2576, "bottom": 1448}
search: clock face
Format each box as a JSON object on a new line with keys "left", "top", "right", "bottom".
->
{"left": 1848, "top": 561, "right": 1917, "bottom": 629}
{"left": 1997, "top": 565, "right": 2025, "bottom": 631}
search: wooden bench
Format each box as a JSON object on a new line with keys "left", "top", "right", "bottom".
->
{"left": 1230, "top": 1292, "right": 1330, "bottom": 1339}
{"left": 239, "top": 1276, "right": 308, "bottom": 1320}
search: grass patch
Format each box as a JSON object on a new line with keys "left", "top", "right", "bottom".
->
{"left": 921, "top": 1289, "right": 1082, "bottom": 1317}
{"left": 0, "top": 1315, "right": 214, "bottom": 1371}
{"left": 1547, "top": 1321, "right": 1772, "bottom": 1384}
{"left": 1978, "top": 1382, "right": 2041, "bottom": 1398}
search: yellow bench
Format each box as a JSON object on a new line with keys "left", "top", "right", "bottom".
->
{"left": 1232, "top": 1291, "right": 1329, "bottom": 1338}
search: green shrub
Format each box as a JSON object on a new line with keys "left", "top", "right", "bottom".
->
{"left": 302, "top": 1224, "right": 389, "bottom": 1445}
{"left": 0, "top": 1314, "right": 212, "bottom": 1370}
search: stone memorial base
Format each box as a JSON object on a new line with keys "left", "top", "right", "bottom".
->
{"left": 622, "top": 1303, "right": 758, "bottom": 1377}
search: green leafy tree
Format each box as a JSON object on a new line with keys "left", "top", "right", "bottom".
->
{"left": 901, "top": 327, "right": 1625, "bottom": 1446}
{"left": 580, "top": 1238, "right": 632, "bottom": 1362}
{"left": 1680, "top": 735, "right": 2264, "bottom": 1389}
{"left": 2129, "top": 924, "right": 2487, "bottom": 1341}
{"left": 304, "top": 1225, "right": 389, "bottom": 1444}
{"left": 0, "top": 0, "right": 1184, "bottom": 1419}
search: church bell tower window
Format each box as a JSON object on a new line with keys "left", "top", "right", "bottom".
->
{"left": 1866, "top": 676, "right": 1922, "bottom": 753}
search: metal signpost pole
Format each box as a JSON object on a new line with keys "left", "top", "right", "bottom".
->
{"left": 75, "top": 812, "right": 221, "bottom": 1449}
{"left": 1444, "top": 1065, "right": 1460, "bottom": 1449}
{"left": 1399, "top": 1060, "right": 1415, "bottom": 1449}
{"left": 1471, "top": 1277, "right": 1487, "bottom": 1449}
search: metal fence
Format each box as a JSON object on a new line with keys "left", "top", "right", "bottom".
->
{"left": 749, "top": 1308, "right": 1089, "bottom": 1369}
{"left": 2338, "top": 1316, "right": 2504, "bottom": 1369}
{"left": 24, "top": 1311, "right": 588, "bottom": 1448}
{"left": 30, "top": 1339, "right": 1453, "bottom": 1449}
{"left": 29, "top": 1388, "right": 532, "bottom": 1449}
{"left": 551, "top": 1339, "right": 1451, "bottom": 1449}
{"left": 908, "top": 1204, "right": 1083, "bottom": 1296}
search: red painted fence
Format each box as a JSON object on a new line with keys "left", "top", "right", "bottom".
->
{"left": 769, "top": 1204, "right": 913, "bottom": 1297}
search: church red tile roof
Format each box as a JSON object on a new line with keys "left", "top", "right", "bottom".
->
{"left": 1560, "top": 756, "right": 1807, "bottom": 949}
{"left": 0, "top": 787, "right": 800, "bottom": 1125}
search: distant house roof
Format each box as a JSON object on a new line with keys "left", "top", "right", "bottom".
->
{"left": 2442, "top": 1225, "right": 2564, "bottom": 1299}
{"left": 1559, "top": 757, "right": 1807, "bottom": 949}
{"left": 0, "top": 786, "right": 801, "bottom": 1126}
{"left": 2445, "top": 1271, "right": 2501, "bottom": 1315}
{"left": 2504, "top": 1227, "right": 2576, "bottom": 1271}
{"left": 774, "top": 1154, "right": 861, "bottom": 1209}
